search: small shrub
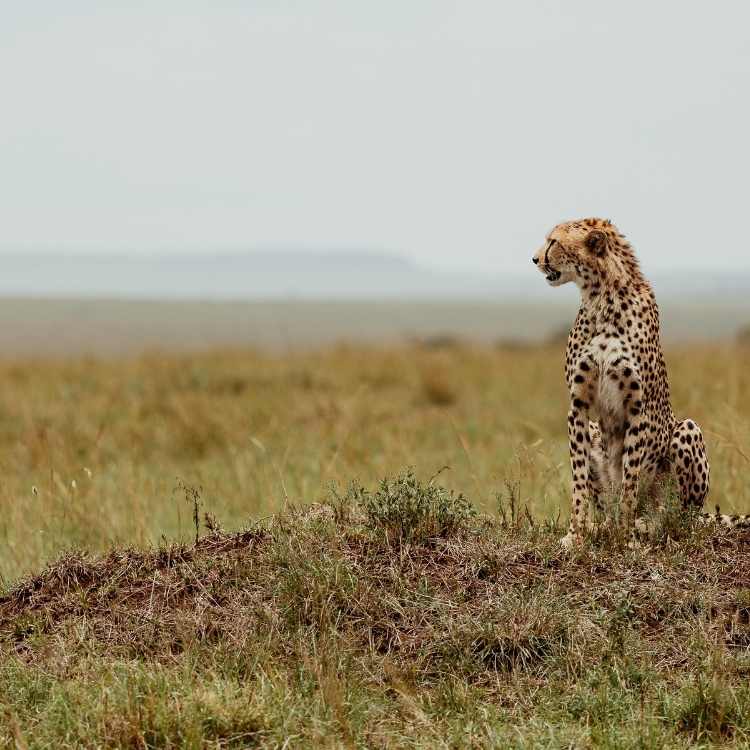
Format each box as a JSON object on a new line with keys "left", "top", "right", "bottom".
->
{"left": 350, "top": 470, "right": 476, "bottom": 543}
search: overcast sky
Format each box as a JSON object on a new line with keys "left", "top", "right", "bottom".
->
{"left": 2, "top": 1, "right": 749, "bottom": 272}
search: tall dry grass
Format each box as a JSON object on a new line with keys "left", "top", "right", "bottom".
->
{"left": 0, "top": 341, "right": 747, "bottom": 582}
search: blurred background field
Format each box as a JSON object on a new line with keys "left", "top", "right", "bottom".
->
{"left": 2, "top": 296, "right": 750, "bottom": 355}
{"left": 1, "top": 333, "right": 749, "bottom": 584}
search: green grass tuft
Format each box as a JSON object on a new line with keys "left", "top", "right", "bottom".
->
{"left": 354, "top": 469, "right": 477, "bottom": 543}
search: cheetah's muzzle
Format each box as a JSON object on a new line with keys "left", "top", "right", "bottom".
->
{"left": 545, "top": 269, "right": 561, "bottom": 282}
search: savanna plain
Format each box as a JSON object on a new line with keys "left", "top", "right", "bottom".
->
{"left": 1, "top": 339, "right": 750, "bottom": 748}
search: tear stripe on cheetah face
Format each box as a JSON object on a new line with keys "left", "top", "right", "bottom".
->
{"left": 531, "top": 217, "right": 741, "bottom": 545}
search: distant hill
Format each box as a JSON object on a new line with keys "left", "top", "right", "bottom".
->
{"left": 0, "top": 251, "right": 496, "bottom": 299}
{"left": 0, "top": 251, "right": 747, "bottom": 302}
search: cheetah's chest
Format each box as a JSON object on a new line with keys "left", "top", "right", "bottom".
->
{"left": 586, "top": 335, "right": 630, "bottom": 428}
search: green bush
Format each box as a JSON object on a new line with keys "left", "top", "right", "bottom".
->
{"left": 350, "top": 470, "right": 476, "bottom": 543}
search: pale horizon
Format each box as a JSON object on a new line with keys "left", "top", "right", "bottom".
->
{"left": 2, "top": 2, "right": 749, "bottom": 275}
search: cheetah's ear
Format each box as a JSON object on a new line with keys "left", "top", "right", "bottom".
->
{"left": 585, "top": 230, "right": 608, "bottom": 257}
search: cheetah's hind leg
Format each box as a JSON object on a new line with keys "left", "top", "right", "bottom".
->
{"left": 669, "top": 418, "right": 710, "bottom": 510}
{"left": 629, "top": 418, "right": 712, "bottom": 539}
{"left": 667, "top": 419, "right": 749, "bottom": 530}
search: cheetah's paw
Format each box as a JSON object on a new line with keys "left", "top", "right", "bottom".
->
{"left": 559, "top": 532, "right": 580, "bottom": 551}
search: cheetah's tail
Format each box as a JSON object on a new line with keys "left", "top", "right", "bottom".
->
{"left": 698, "top": 505, "right": 750, "bottom": 530}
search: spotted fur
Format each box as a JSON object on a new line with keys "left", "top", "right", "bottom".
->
{"left": 532, "top": 218, "right": 750, "bottom": 545}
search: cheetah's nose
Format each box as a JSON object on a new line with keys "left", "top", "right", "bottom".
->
{"left": 532, "top": 257, "right": 539, "bottom": 265}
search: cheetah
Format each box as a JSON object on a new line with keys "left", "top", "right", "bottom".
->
{"left": 531, "top": 218, "right": 749, "bottom": 546}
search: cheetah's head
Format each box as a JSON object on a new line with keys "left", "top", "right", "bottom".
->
{"left": 532, "top": 218, "right": 617, "bottom": 288}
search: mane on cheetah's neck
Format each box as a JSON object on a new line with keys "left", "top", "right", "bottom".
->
{"left": 578, "top": 231, "right": 653, "bottom": 306}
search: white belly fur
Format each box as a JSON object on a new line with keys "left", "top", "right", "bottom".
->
{"left": 588, "top": 337, "right": 628, "bottom": 489}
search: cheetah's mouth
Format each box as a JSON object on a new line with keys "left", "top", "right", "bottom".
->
{"left": 541, "top": 240, "right": 562, "bottom": 283}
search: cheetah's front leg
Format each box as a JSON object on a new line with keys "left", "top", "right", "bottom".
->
{"left": 617, "top": 362, "right": 646, "bottom": 534}
{"left": 562, "top": 356, "right": 599, "bottom": 547}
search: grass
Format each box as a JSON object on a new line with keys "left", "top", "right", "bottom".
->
{"left": 2, "top": 341, "right": 749, "bottom": 583}
{"left": 0, "top": 341, "right": 749, "bottom": 746}
{"left": 2, "top": 475, "right": 750, "bottom": 747}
